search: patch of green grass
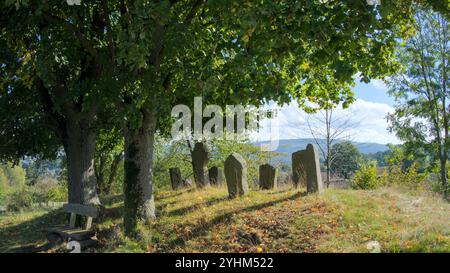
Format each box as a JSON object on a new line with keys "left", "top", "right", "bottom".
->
{"left": 0, "top": 209, "right": 66, "bottom": 252}
{"left": 315, "top": 188, "right": 450, "bottom": 252}
{"left": 0, "top": 185, "right": 448, "bottom": 253}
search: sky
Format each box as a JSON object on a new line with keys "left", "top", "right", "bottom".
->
{"left": 253, "top": 79, "right": 402, "bottom": 145}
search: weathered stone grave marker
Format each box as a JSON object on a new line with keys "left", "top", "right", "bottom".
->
{"left": 224, "top": 153, "right": 248, "bottom": 198}
{"left": 259, "top": 163, "right": 278, "bottom": 190}
{"left": 191, "top": 142, "right": 209, "bottom": 187}
{"left": 208, "top": 166, "right": 224, "bottom": 186}
{"left": 291, "top": 144, "right": 323, "bottom": 194}
{"left": 169, "top": 167, "right": 183, "bottom": 190}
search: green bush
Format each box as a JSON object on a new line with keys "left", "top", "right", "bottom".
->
{"left": 0, "top": 168, "right": 8, "bottom": 203}
{"left": 351, "top": 161, "right": 381, "bottom": 190}
{"left": 385, "top": 163, "right": 426, "bottom": 188}
{"left": 5, "top": 186, "right": 35, "bottom": 211}
{"left": 428, "top": 169, "right": 449, "bottom": 196}
{"left": 32, "top": 177, "right": 67, "bottom": 202}
{"left": 1, "top": 163, "right": 26, "bottom": 187}
{"left": 0, "top": 191, "right": 5, "bottom": 205}
{"left": 46, "top": 183, "right": 68, "bottom": 202}
{"left": 3, "top": 177, "right": 67, "bottom": 211}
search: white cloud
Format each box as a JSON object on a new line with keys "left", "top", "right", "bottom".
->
{"left": 252, "top": 99, "right": 402, "bottom": 145}
{"left": 370, "top": 79, "right": 388, "bottom": 91}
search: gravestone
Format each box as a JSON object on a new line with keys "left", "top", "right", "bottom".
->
{"left": 208, "top": 166, "right": 224, "bottom": 186}
{"left": 259, "top": 164, "right": 278, "bottom": 190}
{"left": 182, "top": 178, "right": 193, "bottom": 188}
{"left": 292, "top": 149, "right": 308, "bottom": 188}
{"left": 169, "top": 167, "right": 183, "bottom": 190}
{"left": 224, "top": 153, "right": 248, "bottom": 198}
{"left": 191, "top": 142, "right": 209, "bottom": 187}
{"left": 292, "top": 144, "right": 323, "bottom": 194}
{"left": 277, "top": 171, "right": 291, "bottom": 186}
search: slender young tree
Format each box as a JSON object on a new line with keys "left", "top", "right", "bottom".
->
{"left": 94, "top": 127, "right": 124, "bottom": 196}
{"left": 387, "top": 8, "right": 450, "bottom": 199}
{"left": 288, "top": 106, "right": 358, "bottom": 187}
{"left": 310, "top": 108, "right": 359, "bottom": 187}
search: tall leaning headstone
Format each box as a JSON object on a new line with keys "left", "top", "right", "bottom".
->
{"left": 259, "top": 164, "right": 278, "bottom": 190}
{"left": 224, "top": 153, "right": 248, "bottom": 198}
{"left": 191, "top": 142, "right": 209, "bottom": 188}
{"left": 208, "top": 166, "right": 224, "bottom": 186}
{"left": 169, "top": 167, "right": 183, "bottom": 190}
{"left": 292, "top": 144, "right": 323, "bottom": 194}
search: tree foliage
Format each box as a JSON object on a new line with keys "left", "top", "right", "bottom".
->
{"left": 387, "top": 7, "right": 449, "bottom": 198}
{"left": 352, "top": 161, "right": 381, "bottom": 190}
{"left": 330, "top": 141, "right": 362, "bottom": 179}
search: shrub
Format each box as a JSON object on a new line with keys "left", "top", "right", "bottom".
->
{"left": 33, "top": 177, "right": 67, "bottom": 202}
{"left": 3, "top": 178, "right": 67, "bottom": 211}
{"left": 382, "top": 145, "right": 427, "bottom": 188}
{"left": 351, "top": 161, "right": 381, "bottom": 190}
{"left": 46, "top": 183, "right": 68, "bottom": 202}
{"left": 1, "top": 163, "right": 26, "bottom": 187}
{"left": 5, "top": 186, "right": 35, "bottom": 211}
{"left": 386, "top": 163, "right": 426, "bottom": 188}
{"left": 0, "top": 168, "right": 8, "bottom": 203}
{"left": 428, "top": 170, "right": 449, "bottom": 196}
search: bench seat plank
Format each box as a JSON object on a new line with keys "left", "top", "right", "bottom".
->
{"left": 46, "top": 225, "right": 95, "bottom": 241}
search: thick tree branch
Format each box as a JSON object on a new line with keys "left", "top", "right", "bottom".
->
{"left": 41, "top": 12, "right": 97, "bottom": 57}
{"left": 184, "top": 0, "right": 204, "bottom": 25}
{"left": 35, "top": 77, "right": 67, "bottom": 144}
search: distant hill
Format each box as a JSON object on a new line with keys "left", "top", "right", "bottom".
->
{"left": 254, "top": 138, "right": 389, "bottom": 164}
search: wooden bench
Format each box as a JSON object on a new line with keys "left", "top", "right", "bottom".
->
{"left": 45, "top": 203, "right": 99, "bottom": 248}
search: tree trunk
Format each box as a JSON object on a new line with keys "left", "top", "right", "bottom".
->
{"left": 64, "top": 120, "right": 100, "bottom": 205}
{"left": 326, "top": 155, "right": 331, "bottom": 188}
{"left": 35, "top": 78, "right": 100, "bottom": 205}
{"left": 123, "top": 109, "right": 156, "bottom": 235}
{"left": 439, "top": 156, "right": 448, "bottom": 199}
{"left": 325, "top": 109, "right": 331, "bottom": 188}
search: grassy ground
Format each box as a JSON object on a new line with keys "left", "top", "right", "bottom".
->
{"left": 0, "top": 186, "right": 449, "bottom": 253}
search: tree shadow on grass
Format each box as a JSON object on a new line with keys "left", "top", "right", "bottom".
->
{"left": 168, "top": 191, "right": 306, "bottom": 248}
{"left": 101, "top": 195, "right": 124, "bottom": 206}
{"left": 0, "top": 209, "right": 66, "bottom": 253}
{"left": 265, "top": 188, "right": 297, "bottom": 195}
{"left": 166, "top": 196, "right": 230, "bottom": 217}
{"left": 98, "top": 199, "right": 179, "bottom": 220}
{"left": 100, "top": 187, "right": 214, "bottom": 219}
{"left": 99, "top": 206, "right": 123, "bottom": 221}
{"left": 156, "top": 188, "right": 196, "bottom": 201}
